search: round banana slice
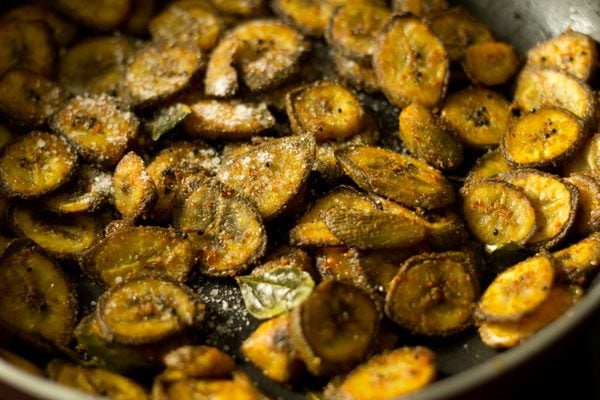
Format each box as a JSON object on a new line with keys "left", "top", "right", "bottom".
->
{"left": 113, "top": 152, "right": 157, "bottom": 221}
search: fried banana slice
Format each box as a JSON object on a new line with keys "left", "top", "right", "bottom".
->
{"left": 124, "top": 0, "right": 156, "bottom": 35}
{"left": 97, "top": 277, "right": 204, "bottom": 345}
{"left": 385, "top": 251, "right": 479, "bottom": 335}
{"left": 498, "top": 170, "right": 578, "bottom": 249}
{"left": 563, "top": 134, "right": 600, "bottom": 175}
{"left": 479, "top": 285, "right": 583, "bottom": 350}
{"left": 55, "top": 0, "right": 131, "bottom": 31}
{"left": 0, "top": 69, "right": 67, "bottom": 129}
{"left": 399, "top": 103, "right": 463, "bottom": 170}
{"left": 325, "top": 346, "right": 436, "bottom": 400}
{"left": 460, "top": 180, "right": 536, "bottom": 247}
{"left": 564, "top": 174, "right": 600, "bottom": 236}
{"left": 462, "top": 41, "right": 520, "bottom": 86}
{"left": 113, "top": 152, "right": 157, "bottom": 221}
{"left": 211, "top": 0, "right": 268, "bottom": 16}
{"left": 204, "top": 36, "right": 240, "bottom": 98}
{"left": 476, "top": 253, "right": 555, "bottom": 322}
{"left": 0, "top": 241, "right": 77, "bottom": 350}
{"left": 161, "top": 345, "right": 236, "bottom": 380}
{"left": 271, "top": 0, "right": 337, "bottom": 36}
{"left": 163, "top": 373, "right": 265, "bottom": 400}
{"left": 392, "top": 0, "right": 447, "bottom": 15}
{"left": 290, "top": 279, "right": 380, "bottom": 376}
{"left": 374, "top": 14, "right": 449, "bottom": 109}
{"left": 503, "top": 108, "right": 585, "bottom": 168}
{"left": 332, "top": 50, "right": 380, "bottom": 94}
{"left": 527, "top": 30, "right": 598, "bottom": 82}
{"left": 552, "top": 233, "right": 600, "bottom": 285}
{"left": 183, "top": 100, "right": 275, "bottom": 140}
{"left": 0, "top": 21, "right": 55, "bottom": 77}
{"left": 0, "top": 131, "right": 77, "bottom": 199}
{"left": 441, "top": 87, "right": 511, "bottom": 149}
{"left": 286, "top": 81, "right": 366, "bottom": 141}
{"left": 217, "top": 135, "right": 315, "bottom": 219}
{"left": 52, "top": 94, "right": 139, "bottom": 168}
{"left": 3, "top": 4, "right": 77, "bottom": 47}
{"left": 336, "top": 146, "right": 455, "bottom": 209}
{"left": 466, "top": 149, "right": 513, "bottom": 181}
{"left": 120, "top": 43, "right": 203, "bottom": 108}
{"left": 58, "top": 36, "right": 136, "bottom": 96}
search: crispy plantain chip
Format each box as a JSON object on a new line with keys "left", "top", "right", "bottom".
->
{"left": 204, "top": 36, "right": 240, "bottom": 98}
{"left": 124, "top": 0, "right": 155, "bottom": 35}
{"left": 55, "top": 0, "right": 132, "bottom": 31}
{"left": 271, "top": 0, "right": 337, "bottom": 36}
{"left": 3, "top": 4, "right": 77, "bottom": 47}
{"left": 113, "top": 151, "right": 157, "bottom": 221}
{"left": 211, "top": 0, "right": 268, "bottom": 16}
{"left": 0, "top": 20, "right": 56, "bottom": 78}
{"left": 552, "top": 233, "right": 600, "bottom": 285}
{"left": 392, "top": 0, "right": 448, "bottom": 16}
{"left": 161, "top": 345, "right": 236, "bottom": 380}
{"left": 462, "top": 41, "right": 520, "bottom": 86}
{"left": 466, "top": 149, "right": 512, "bottom": 182}
{"left": 331, "top": 50, "right": 380, "bottom": 94}
{"left": 162, "top": 372, "right": 265, "bottom": 400}
{"left": 564, "top": 173, "right": 600, "bottom": 236}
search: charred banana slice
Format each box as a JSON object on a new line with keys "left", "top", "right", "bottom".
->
{"left": 58, "top": 36, "right": 136, "bottom": 96}
{"left": 52, "top": 94, "right": 139, "bottom": 168}
{"left": 479, "top": 285, "right": 582, "bottom": 350}
{"left": 398, "top": 103, "right": 463, "bottom": 171}
{"left": 373, "top": 14, "right": 449, "bottom": 109}
{"left": 498, "top": 170, "right": 578, "bottom": 249}
{"left": 47, "top": 360, "right": 149, "bottom": 400}
{"left": 85, "top": 225, "right": 196, "bottom": 287}
{"left": 385, "top": 251, "right": 479, "bottom": 335}
{"left": 183, "top": 100, "right": 275, "bottom": 140}
{"left": 564, "top": 174, "right": 600, "bottom": 236}
{"left": 97, "top": 277, "right": 204, "bottom": 345}
{"left": 466, "top": 149, "right": 512, "bottom": 182}
{"left": 217, "top": 135, "right": 315, "bottom": 219}
{"left": 113, "top": 152, "right": 157, "bottom": 221}
{"left": 441, "top": 87, "right": 511, "bottom": 149}
{"left": 503, "top": 108, "right": 585, "bottom": 168}
{"left": 120, "top": 43, "right": 203, "bottom": 108}
{"left": 527, "top": 30, "right": 598, "bottom": 82}
{"left": 336, "top": 146, "right": 455, "bottom": 209}
{"left": 10, "top": 203, "right": 103, "bottom": 259}
{"left": 476, "top": 253, "right": 556, "bottom": 322}
{"left": 290, "top": 279, "right": 380, "bottom": 376}
{"left": 0, "top": 69, "right": 67, "bottom": 129}
{"left": 325, "top": 346, "right": 436, "bottom": 400}
{"left": 552, "top": 233, "right": 600, "bottom": 285}
{"left": 460, "top": 180, "right": 537, "bottom": 247}
{"left": 0, "top": 20, "right": 56, "bottom": 77}
{"left": 55, "top": 0, "right": 131, "bottom": 31}
{"left": 0, "top": 241, "right": 77, "bottom": 349}
{"left": 0, "top": 131, "right": 77, "bottom": 199}
{"left": 462, "top": 41, "right": 520, "bottom": 86}
{"left": 286, "top": 81, "right": 366, "bottom": 141}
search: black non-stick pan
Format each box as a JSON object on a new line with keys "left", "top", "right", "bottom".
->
{"left": 0, "top": 0, "right": 599, "bottom": 399}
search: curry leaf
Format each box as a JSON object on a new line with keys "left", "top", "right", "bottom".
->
{"left": 144, "top": 103, "right": 191, "bottom": 141}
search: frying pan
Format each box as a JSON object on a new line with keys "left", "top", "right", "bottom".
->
{"left": 0, "top": 0, "right": 599, "bottom": 399}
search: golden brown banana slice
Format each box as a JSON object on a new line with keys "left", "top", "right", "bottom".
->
{"left": 3, "top": 4, "right": 77, "bottom": 47}
{"left": 441, "top": 87, "right": 511, "bottom": 149}
{"left": 286, "top": 81, "right": 366, "bottom": 141}
{"left": 460, "top": 180, "right": 536, "bottom": 247}
{"left": 476, "top": 253, "right": 555, "bottom": 322}
{"left": 373, "top": 14, "right": 449, "bottom": 109}
{"left": 241, "top": 314, "right": 302, "bottom": 383}
{"left": 325, "top": 3, "right": 391, "bottom": 63}
{"left": 47, "top": 360, "right": 149, "bottom": 400}
{"left": 52, "top": 94, "right": 139, "bottom": 168}
{"left": 124, "top": 0, "right": 156, "bottom": 35}
{"left": 271, "top": 0, "right": 337, "bottom": 36}
{"left": 113, "top": 152, "right": 157, "bottom": 221}
{"left": 527, "top": 30, "right": 598, "bottom": 82}
{"left": 183, "top": 100, "right": 276, "bottom": 140}
{"left": 58, "top": 36, "right": 136, "bottom": 96}
{"left": 97, "top": 277, "right": 204, "bottom": 345}
{"left": 325, "top": 346, "right": 436, "bottom": 400}
{"left": 398, "top": 103, "right": 464, "bottom": 170}
{"left": 430, "top": 7, "right": 494, "bottom": 61}
{"left": 229, "top": 19, "right": 309, "bottom": 92}
{"left": 172, "top": 174, "right": 222, "bottom": 235}
{"left": 513, "top": 66, "right": 597, "bottom": 128}
{"left": 0, "top": 131, "right": 77, "bottom": 199}
{"left": 85, "top": 225, "right": 197, "bottom": 287}
{"left": 217, "top": 135, "right": 315, "bottom": 219}
{"left": 503, "top": 108, "right": 585, "bottom": 168}
{"left": 41, "top": 165, "right": 111, "bottom": 214}
{"left": 315, "top": 247, "right": 369, "bottom": 289}
{"left": 563, "top": 134, "right": 600, "bottom": 175}
{"left": 479, "top": 285, "right": 583, "bottom": 350}
{"left": 204, "top": 36, "right": 240, "bottom": 98}
{"left": 323, "top": 206, "right": 427, "bottom": 250}
{"left": 498, "top": 170, "right": 578, "bottom": 249}
{"left": 392, "top": 0, "right": 448, "bottom": 15}
{"left": 149, "top": 0, "right": 223, "bottom": 52}
{"left": 290, "top": 186, "right": 377, "bottom": 247}
{"left": 147, "top": 141, "right": 221, "bottom": 222}
{"left": 290, "top": 279, "right": 380, "bottom": 376}
{"left": 0, "top": 241, "right": 77, "bottom": 350}
{"left": 0, "top": 69, "right": 67, "bottom": 129}
{"left": 10, "top": 203, "right": 103, "bottom": 259}
{"left": 564, "top": 174, "right": 600, "bottom": 236}
{"left": 462, "top": 41, "right": 520, "bottom": 86}
{"left": 552, "top": 233, "right": 600, "bottom": 285}
{"left": 55, "top": 0, "right": 131, "bottom": 31}
{"left": 336, "top": 146, "right": 455, "bottom": 209}
{"left": 252, "top": 246, "right": 313, "bottom": 276}
{"left": 331, "top": 50, "right": 380, "bottom": 94}
{"left": 161, "top": 345, "right": 236, "bottom": 380}
{"left": 466, "top": 149, "right": 512, "bottom": 181}
{"left": 120, "top": 43, "right": 203, "bottom": 108}
{"left": 0, "top": 21, "right": 56, "bottom": 78}
{"left": 163, "top": 372, "right": 265, "bottom": 400}
{"left": 385, "top": 251, "right": 479, "bottom": 335}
